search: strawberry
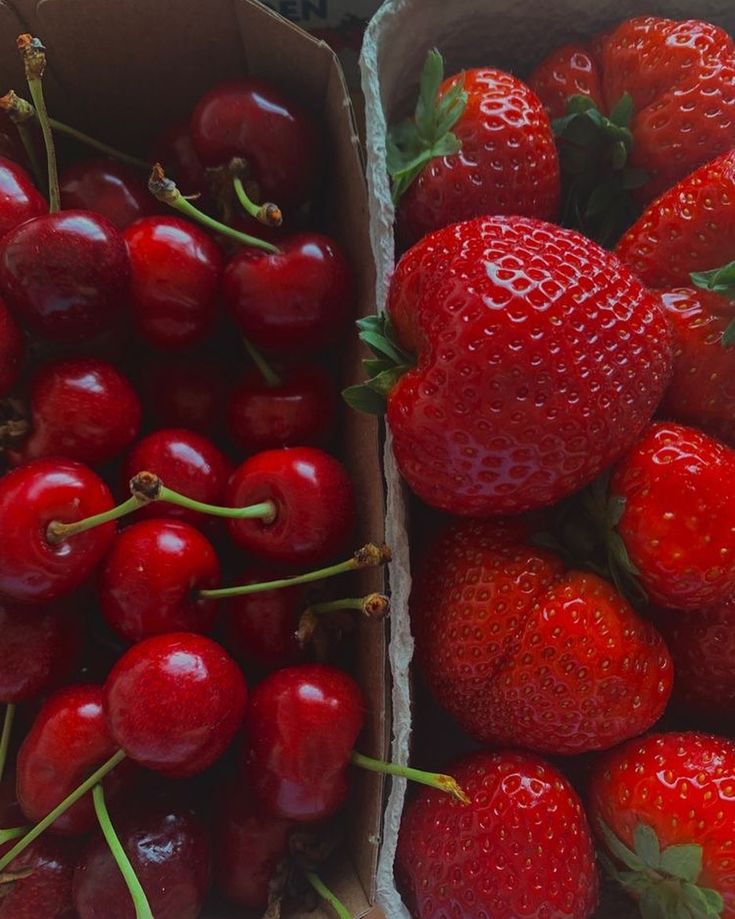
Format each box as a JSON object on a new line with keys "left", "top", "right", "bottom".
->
{"left": 412, "top": 518, "right": 672, "bottom": 755}
{"left": 611, "top": 422, "right": 735, "bottom": 610}
{"left": 396, "top": 749, "right": 599, "bottom": 919}
{"left": 388, "top": 50, "right": 559, "bottom": 248}
{"left": 589, "top": 732, "right": 735, "bottom": 918}
{"left": 528, "top": 18, "right": 735, "bottom": 244}
{"left": 345, "top": 215, "right": 672, "bottom": 517}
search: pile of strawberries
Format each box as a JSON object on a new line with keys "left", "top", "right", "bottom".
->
{"left": 354, "top": 14, "right": 735, "bottom": 919}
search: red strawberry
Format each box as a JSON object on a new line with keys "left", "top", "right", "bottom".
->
{"left": 397, "top": 750, "right": 599, "bottom": 919}
{"left": 346, "top": 215, "right": 672, "bottom": 516}
{"left": 412, "top": 518, "right": 672, "bottom": 755}
{"left": 529, "top": 18, "right": 735, "bottom": 242}
{"left": 389, "top": 50, "right": 559, "bottom": 247}
{"left": 612, "top": 422, "right": 735, "bottom": 610}
{"left": 589, "top": 732, "right": 735, "bottom": 918}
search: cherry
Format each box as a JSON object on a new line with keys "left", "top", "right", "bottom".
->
{"left": 4, "top": 358, "right": 141, "bottom": 467}
{"left": 73, "top": 804, "right": 211, "bottom": 919}
{"left": 189, "top": 79, "right": 321, "bottom": 208}
{"left": 0, "top": 154, "right": 46, "bottom": 237}
{"left": 150, "top": 121, "right": 206, "bottom": 198}
{"left": 225, "top": 447, "right": 354, "bottom": 564}
{"left": 138, "top": 356, "right": 225, "bottom": 436}
{"left": 99, "top": 519, "right": 220, "bottom": 643}
{"left": 121, "top": 427, "right": 231, "bottom": 526}
{"left": 123, "top": 216, "right": 223, "bottom": 350}
{"left": 16, "top": 685, "right": 133, "bottom": 835}
{"left": 223, "top": 233, "right": 353, "bottom": 352}
{"left": 214, "top": 780, "right": 292, "bottom": 909}
{"left": 226, "top": 363, "right": 337, "bottom": 453}
{"left": 0, "top": 835, "right": 78, "bottom": 918}
{"left": 59, "top": 159, "right": 156, "bottom": 230}
{"left": 0, "top": 210, "right": 130, "bottom": 342}
{"left": 103, "top": 632, "right": 247, "bottom": 777}
{"left": 0, "top": 458, "right": 116, "bottom": 603}
{"left": 0, "top": 298, "right": 23, "bottom": 396}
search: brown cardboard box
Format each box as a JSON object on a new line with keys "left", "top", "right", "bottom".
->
{"left": 0, "top": 1, "right": 386, "bottom": 916}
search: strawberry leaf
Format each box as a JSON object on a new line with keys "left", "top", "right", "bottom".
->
{"left": 691, "top": 260, "right": 735, "bottom": 298}
{"left": 722, "top": 319, "right": 735, "bottom": 349}
{"left": 343, "top": 314, "right": 416, "bottom": 415}
{"left": 660, "top": 844, "right": 702, "bottom": 883}
{"left": 635, "top": 824, "right": 662, "bottom": 870}
{"left": 609, "top": 92, "right": 634, "bottom": 129}
{"left": 342, "top": 384, "right": 388, "bottom": 414}
{"left": 598, "top": 820, "right": 648, "bottom": 873}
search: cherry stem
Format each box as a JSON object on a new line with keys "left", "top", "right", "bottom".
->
{"left": 0, "top": 704, "right": 14, "bottom": 784}
{"left": 308, "top": 594, "right": 390, "bottom": 618}
{"left": 93, "top": 784, "right": 154, "bottom": 919}
{"left": 200, "top": 543, "right": 391, "bottom": 600}
{"left": 305, "top": 871, "right": 351, "bottom": 919}
{"left": 349, "top": 751, "right": 470, "bottom": 804}
{"left": 242, "top": 336, "right": 281, "bottom": 388}
{"left": 232, "top": 175, "right": 283, "bottom": 227}
{"left": 148, "top": 164, "right": 280, "bottom": 253}
{"left": 155, "top": 486, "right": 276, "bottom": 522}
{"left": 17, "top": 124, "right": 45, "bottom": 189}
{"left": 0, "top": 826, "right": 29, "bottom": 846}
{"left": 0, "top": 748, "right": 126, "bottom": 872}
{"left": 17, "top": 35, "right": 59, "bottom": 213}
{"left": 46, "top": 495, "right": 143, "bottom": 545}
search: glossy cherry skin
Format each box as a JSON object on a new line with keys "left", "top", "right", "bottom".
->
{"left": 0, "top": 836, "right": 78, "bottom": 918}
{"left": 226, "top": 447, "right": 354, "bottom": 565}
{"left": 139, "top": 356, "right": 225, "bottom": 436}
{"left": 0, "top": 155, "right": 46, "bottom": 238}
{"left": 7, "top": 358, "right": 141, "bottom": 467}
{"left": 0, "top": 210, "right": 130, "bottom": 342}
{"left": 226, "top": 364, "right": 336, "bottom": 453}
{"left": 0, "top": 297, "right": 23, "bottom": 396}
{"left": 223, "top": 234, "right": 353, "bottom": 352}
{"left": 242, "top": 664, "right": 365, "bottom": 822}
{"left": 59, "top": 159, "right": 156, "bottom": 230}
{"left": 124, "top": 216, "right": 223, "bottom": 350}
{"left": 73, "top": 805, "right": 211, "bottom": 919}
{"left": 214, "top": 780, "right": 292, "bottom": 909}
{"left": 103, "top": 632, "right": 247, "bottom": 777}
{"left": 17, "top": 685, "right": 133, "bottom": 834}
{"left": 0, "top": 600, "right": 81, "bottom": 702}
{"left": 0, "top": 459, "right": 116, "bottom": 604}
{"left": 190, "top": 79, "right": 321, "bottom": 208}
{"left": 99, "top": 519, "right": 220, "bottom": 643}
{"left": 122, "top": 427, "right": 231, "bottom": 526}
{"left": 150, "top": 121, "right": 207, "bottom": 197}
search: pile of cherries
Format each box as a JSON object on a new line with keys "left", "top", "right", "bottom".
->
{"left": 0, "top": 33, "right": 454, "bottom": 919}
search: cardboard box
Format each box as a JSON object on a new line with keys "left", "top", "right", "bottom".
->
{"left": 360, "top": 1, "right": 735, "bottom": 917}
{"left": 0, "top": 1, "right": 386, "bottom": 916}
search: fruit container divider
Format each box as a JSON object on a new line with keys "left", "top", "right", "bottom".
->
{"left": 0, "top": 0, "right": 387, "bottom": 916}
{"left": 360, "top": 0, "right": 735, "bottom": 917}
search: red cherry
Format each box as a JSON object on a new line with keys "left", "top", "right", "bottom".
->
{"left": 99, "top": 519, "right": 220, "bottom": 643}
{"left": 150, "top": 121, "right": 207, "bottom": 198}
{"left": 0, "top": 459, "right": 116, "bottom": 604}
{"left": 138, "top": 357, "right": 225, "bottom": 436}
{"left": 6, "top": 358, "right": 141, "bottom": 467}
{"left": 223, "top": 233, "right": 353, "bottom": 352}
{"left": 17, "top": 685, "right": 133, "bottom": 834}
{"left": 59, "top": 159, "right": 156, "bottom": 230}
{"left": 122, "top": 427, "right": 231, "bottom": 526}
{"left": 0, "top": 297, "right": 23, "bottom": 396}
{"left": 73, "top": 804, "right": 211, "bottom": 919}
{"left": 225, "top": 447, "right": 354, "bottom": 564}
{"left": 214, "top": 780, "right": 292, "bottom": 909}
{"left": 0, "top": 211, "right": 130, "bottom": 342}
{"left": 226, "top": 364, "right": 336, "bottom": 453}
{"left": 123, "top": 216, "right": 223, "bottom": 350}
{"left": 0, "top": 155, "right": 46, "bottom": 238}
{"left": 190, "top": 79, "right": 321, "bottom": 208}
{"left": 0, "top": 600, "right": 81, "bottom": 702}
{"left": 0, "top": 836, "right": 78, "bottom": 918}
{"left": 103, "top": 632, "right": 247, "bottom": 777}
{"left": 242, "top": 664, "right": 364, "bottom": 822}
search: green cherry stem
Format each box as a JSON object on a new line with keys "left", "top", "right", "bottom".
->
{"left": 93, "top": 784, "right": 154, "bottom": 919}
{"left": 0, "top": 826, "right": 29, "bottom": 847}
{"left": 350, "top": 751, "right": 470, "bottom": 804}
{"left": 305, "top": 871, "right": 351, "bottom": 919}
{"left": 0, "top": 704, "right": 15, "bottom": 784}
{"left": 242, "top": 336, "right": 282, "bottom": 388}
{"left": 17, "top": 35, "right": 59, "bottom": 213}
{"left": 0, "top": 748, "right": 126, "bottom": 872}
{"left": 148, "top": 164, "right": 280, "bottom": 254}
{"left": 46, "top": 495, "right": 143, "bottom": 544}
{"left": 308, "top": 594, "right": 390, "bottom": 618}
{"left": 232, "top": 174, "right": 283, "bottom": 227}
{"left": 155, "top": 486, "right": 275, "bottom": 522}
{"left": 200, "top": 543, "right": 391, "bottom": 600}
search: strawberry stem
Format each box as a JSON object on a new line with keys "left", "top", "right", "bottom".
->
{"left": 349, "top": 751, "right": 469, "bottom": 803}
{"left": 17, "top": 35, "right": 58, "bottom": 212}
{"left": 0, "top": 705, "right": 14, "bottom": 785}
{"left": 304, "top": 871, "right": 351, "bottom": 919}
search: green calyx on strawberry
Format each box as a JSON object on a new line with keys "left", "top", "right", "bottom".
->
{"left": 598, "top": 821, "right": 724, "bottom": 919}
{"left": 341, "top": 314, "right": 414, "bottom": 414}
{"left": 552, "top": 93, "right": 647, "bottom": 246}
{"left": 691, "top": 260, "right": 735, "bottom": 347}
{"left": 386, "top": 49, "right": 467, "bottom": 204}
